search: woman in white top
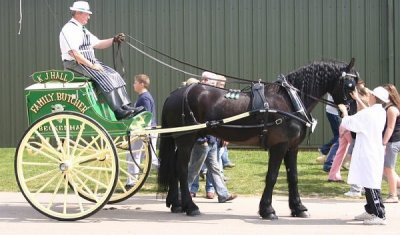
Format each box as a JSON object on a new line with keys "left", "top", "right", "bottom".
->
{"left": 338, "top": 86, "right": 389, "bottom": 225}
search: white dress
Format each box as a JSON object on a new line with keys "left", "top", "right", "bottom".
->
{"left": 340, "top": 104, "right": 386, "bottom": 189}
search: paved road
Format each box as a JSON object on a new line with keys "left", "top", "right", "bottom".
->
{"left": 1, "top": 192, "right": 400, "bottom": 235}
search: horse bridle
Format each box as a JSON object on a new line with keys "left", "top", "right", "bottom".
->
{"left": 341, "top": 71, "right": 359, "bottom": 99}
{"left": 301, "top": 71, "right": 359, "bottom": 109}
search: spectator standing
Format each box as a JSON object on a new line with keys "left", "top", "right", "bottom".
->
{"left": 338, "top": 86, "right": 389, "bottom": 225}
{"left": 343, "top": 84, "right": 370, "bottom": 197}
{"left": 187, "top": 72, "right": 237, "bottom": 202}
{"left": 328, "top": 85, "right": 369, "bottom": 182}
{"left": 382, "top": 84, "right": 400, "bottom": 203}
{"left": 316, "top": 94, "right": 340, "bottom": 173}
{"left": 215, "top": 76, "right": 235, "bottom": 170}
{"left": 126, "top": 74, "right": 158, "bottom": 189}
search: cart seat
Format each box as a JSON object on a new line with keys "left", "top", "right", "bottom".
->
{"left": 30, "top": 69, "right": 91, "bottom": 84}
{"left": 64, "top": 69, "right": 93, "bottom": 82}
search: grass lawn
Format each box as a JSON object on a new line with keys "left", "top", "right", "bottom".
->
{"left": 0, "top": 148, "right": 19, "bottom": 192}
{"left": 2, "top": 148, "right": 394, "bottom": 198}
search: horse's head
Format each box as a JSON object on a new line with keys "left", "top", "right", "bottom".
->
{"left": 329, "top": 58, "right": 360, "bottom": 105}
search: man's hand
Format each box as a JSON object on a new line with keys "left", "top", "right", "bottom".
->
{"left": 350, "top": 89, "right": 359, "bottom": 100}
{"left": 92, "top": 63, "right": 104, "bottom": 71}
{"left": 113, "top": 33, "right": 125, "bottom": 43}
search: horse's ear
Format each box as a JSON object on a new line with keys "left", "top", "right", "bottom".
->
{"left": 345, "top": 58, "right": 355, "bottom": 72}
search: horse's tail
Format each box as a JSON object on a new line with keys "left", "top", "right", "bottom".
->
{"left": 157, "top": 132, "right": 175, "bottom": 192}
{"left": 157, "top": 88, "right": 185, "bottom": 192}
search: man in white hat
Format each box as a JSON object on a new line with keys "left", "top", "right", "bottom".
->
{"left": 60, "top": 1, "right": 143, "bottom": 120}
{"left": 338, "top": 86, "right": 389, "bottom": 225}
{"left": 187, "top": 71, "right": 237, "bottom": 202}
{"left": 200, "top": 71, "right": 219, "bottom": 86}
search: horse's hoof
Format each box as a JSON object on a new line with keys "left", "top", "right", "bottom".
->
{"left": 171, "top": 206, "right": 183, "bottom": 213}
{"left": 260, "top": 213, "right": 278, "bottom": 220}
{"left": 291, "top": 211, "right": 310, "bottom": 218}
{"left": 186, "top": 209, "right": 201, "bottom": 216}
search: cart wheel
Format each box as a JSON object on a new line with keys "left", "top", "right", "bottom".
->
{"left": 109, "top": 135, "right": 152, "bottom": 203}
{"left": 15, "top": 111, "right": 118, "bottom": 221}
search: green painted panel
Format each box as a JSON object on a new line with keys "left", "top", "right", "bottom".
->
{"left": 252, "top": 0, "right": 267, "bottom": 80}
{"left": 24, "top": 70, "right": 152, "bottom": 136}
{"left": 0, "top": 0, "right": 397, "bottom": 147}
{"left": 336, "top": 0, "right": 352, "bottom": 60}
{"left": 365, "top": 0, "right": 382, "bottom": 86}
{"left": 266, "top": 0, "right": 281, "bottom": 80}
{"left": 322, "top": 0, "right": 337, "bottom": 58}
{"left": 224, "top": 0, "right": 240, "bottom": 79}
{"left": 393, "top": 0, "right": 400, "bottom": 86}
{"left": 294, "top": 0, "right": 309, "bottom": 68}
{"left": 308, "top": 0, "right": 323, "bottom": 60}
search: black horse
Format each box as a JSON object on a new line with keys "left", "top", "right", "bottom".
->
{"left": 157, "top": 59, "right": 359, "bottom": 220}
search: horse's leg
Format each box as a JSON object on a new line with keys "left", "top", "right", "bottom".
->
{"left": 170, "top": 135, "right": 201, "bottom": 216}
{"left": 175, "top": 146, "right": 201, "bottom": 216}
{"left": 166, "top": 179, "right": 181, "bottom": 213}
{"left": 259, "top": 143, "right": 287, "bottom": 220}
{"left": 158, "top": 132, "right": 182, "bottom": 213}
{"left": 165, "top": 149, "right": 182, "bottom": 213}
{"left": 283, "top": 148, "right": 310, "bottom": 218}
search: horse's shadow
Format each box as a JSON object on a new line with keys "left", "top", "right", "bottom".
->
{"left": 0, "top": 195, "right": 361, "bottom": 226}
{"left": 94, "top": 208, "right": 358, "bottom": 226}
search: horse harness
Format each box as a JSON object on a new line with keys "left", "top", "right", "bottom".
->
{"left": 181, "top": 83, "right": 201, "bottom": 125}
{"left": 179, "top": 81, "right": 316, "bottom": 148}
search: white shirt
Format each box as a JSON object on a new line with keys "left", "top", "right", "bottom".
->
{"left": 341, "top": 104, "right": 386, "bottom": 189}
{"left": 59, "top": 18, "right": 100, "bottom": 61}
{"left": 325, "top": 94, "right": 339, "bottom": 115}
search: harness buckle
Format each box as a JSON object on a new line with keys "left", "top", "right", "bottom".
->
{"left": 310, "top": 118, "right": 318, "bottom": 132}
{"left": 206, "top": 120, "right": 222, "bottom": 128}
{"left": 275, "top": 118, "right": 283, "bottom": 125}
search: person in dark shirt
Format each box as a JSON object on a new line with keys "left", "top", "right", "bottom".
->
{"left": 126, "top": 74, "right": 158, "bottom": 188}
{"left": 382, "top": 84, "right": 400, "bottom": 203}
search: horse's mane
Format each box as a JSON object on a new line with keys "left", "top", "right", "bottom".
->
{"left": 284, "top": 60, "right": 347, "bottom": 100}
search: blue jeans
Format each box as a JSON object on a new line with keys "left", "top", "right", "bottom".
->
{"left": 190, "top": 175, "right": 200, "bottom": 193}
{"left": 190, "top": 170, "right": 215, "bottom": 194}
{"left": 323, "top": 141, "right": 339, "bottom": 172}
{"left": 320, "top": 112, "right": 340, "bottom": 155}
{"left": 188, "top": 142, "right": 230, "bottom": 201}
{"left": 219, "top": 146, "right": 232, "bottom": 166}
{"left": 204, "top": 146, "right": 231, "bottom": 194}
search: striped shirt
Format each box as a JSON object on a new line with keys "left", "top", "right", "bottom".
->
{"left": 59, "top": 18, "right": 125, "bottom": 92}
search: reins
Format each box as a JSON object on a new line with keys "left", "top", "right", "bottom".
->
{"left": 124, "top": 34, "right": 257, "bottom": 84}
{"left": 112, "top": 42, "right": 126, "bottom": 78}
{"left": 123, "top": 34, "right": 337, "bottom": 109}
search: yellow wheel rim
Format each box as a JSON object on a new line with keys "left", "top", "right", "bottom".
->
{"left": 15, "top": 112, "right": 118, "bottom": 221}
{"left": 109, "top": 135, "right": 152, "bottom": 203}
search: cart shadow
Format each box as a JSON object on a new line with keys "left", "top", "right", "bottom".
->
{"left": 94, "top": 207, "right": 359, "bottom": 226}
{"left": 0, "top": 195, "right": 361, "bottom": 226}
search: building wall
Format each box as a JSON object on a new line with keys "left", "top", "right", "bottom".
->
{"left": 0, "top": 0, "right": 398, "bottom": 147}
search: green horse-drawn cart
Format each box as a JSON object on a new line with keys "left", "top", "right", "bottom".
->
{"left": 14, "top": 69, "right": 262, "bottom": 221}
{"left": 15, "top": 70, "right": 154, "bottom": 221}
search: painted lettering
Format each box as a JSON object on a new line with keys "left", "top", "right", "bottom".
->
{"left": 29, "top": 92, "right": 89, "bottom": 114}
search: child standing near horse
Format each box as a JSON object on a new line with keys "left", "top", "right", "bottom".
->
{"left": 327, "top": 81, "right": 369, "bottom": 183}
{"left": 126, "top": 74, "right": 158, "bottom": 189}
{"left": 338, "top": 86, "right": 389, "bottom": 225}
